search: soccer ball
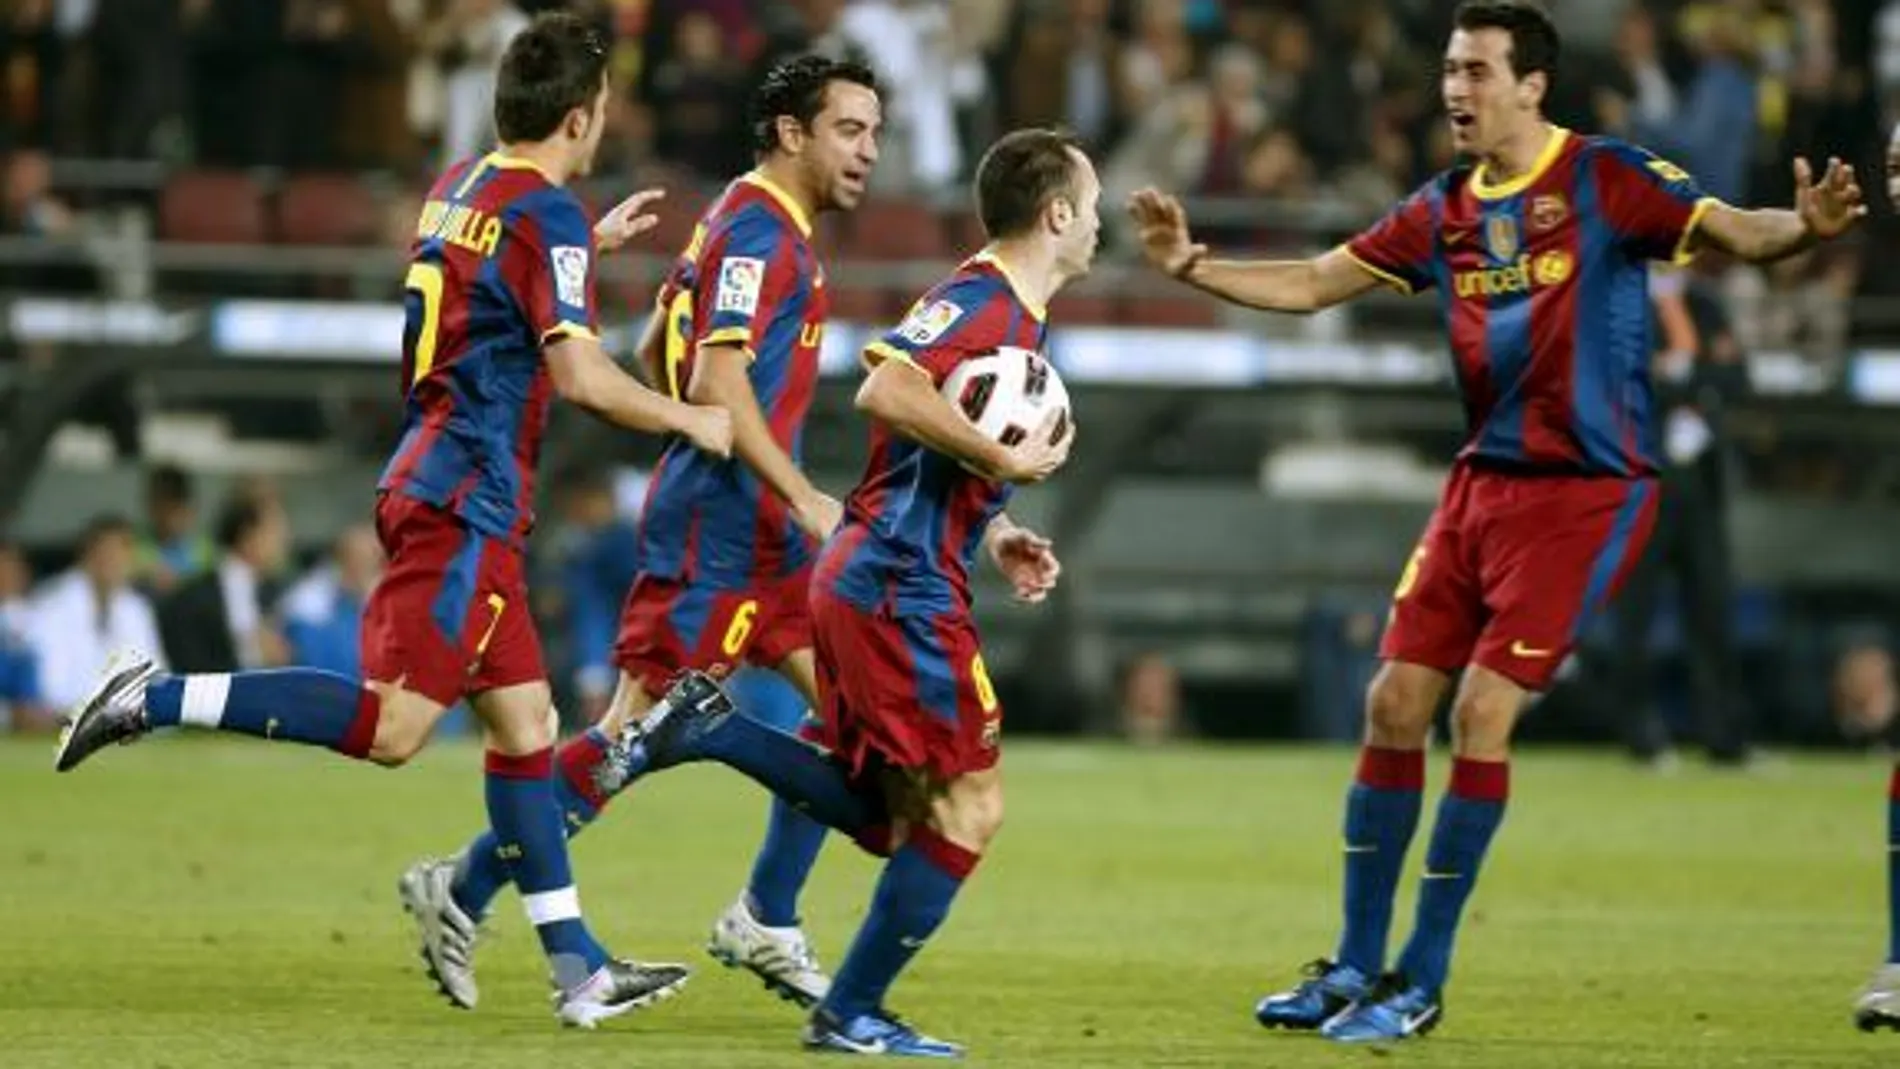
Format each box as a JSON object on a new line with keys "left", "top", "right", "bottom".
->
{"left": 941, "top": 346, "right": 1072, "bottom": 449}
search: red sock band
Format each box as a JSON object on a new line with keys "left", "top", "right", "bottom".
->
{"left": 1889, "top": 763, "right": 1899, "bottom": 801}
{"left": 908, "top": 825, "right": 980, "bottom": 881}
{"left": 338, "top": 687, "right": 382, "bottom": 759}
{"left": 1449, "top": 757, "right": 1510, "bottom": 802}
{"left": 485, "top": 747, "right": 554, "bottom": 779}
{"left": 557, "top": 732, "right": 613, "bottom": 809}
{"left": 1356, "top": 746, "right": 1425, "bottom": 791}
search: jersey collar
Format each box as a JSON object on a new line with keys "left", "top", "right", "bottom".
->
{"left": 969, "top": 249, "right": 1047, "bottom": 322}
{"left": 1470, "top": 125, "right": 1569, "bottom": 201}
{"left": 741, "top": 171, "right": 813, "bottom": 238}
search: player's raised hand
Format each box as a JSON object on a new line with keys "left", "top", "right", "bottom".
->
{"left": 682, "top": 404, "right": 733, "bottom": 458}
{"left": 1127, "top": 187, "right": 1208, "bottom": 279}
{"left": 1793, "top": 156, "right": 1866, "bottom": 240}
{"left": 994, "top": 409, "right": 1074, "bottom": 485}
{"left": 987, "top": 525, "right": 1062, "bottom": 604}
{"left": 593, "top": 188, "right": 667, "bottom": 253}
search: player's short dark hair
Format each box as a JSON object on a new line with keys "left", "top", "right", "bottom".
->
{"left": 1454, "top": 0, "right": 1560, "bottom": 83}
{"left": 494, "top": 12, "right": 610, "bottom": 144}
{"left": 749, "top": 54, "right": 880, "bottom": 157}
{"left": 974, "top": 128, "right": 1086, "bottom": 241}
{"left": 216, "top": 496, "right": 275, "bottom": 553}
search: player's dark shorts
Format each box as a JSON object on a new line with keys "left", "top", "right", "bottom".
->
{"left": 612, "top": 566, "right": 814, "bottom": 697}
{"left": 360, "top": 493, "right": 544, "bottom": 706}
{"left": 808, "top": 584, "right": 1002, "bottom": 783}
{"left": 1380, "top": 460, "right": 1658, "bottom": 690}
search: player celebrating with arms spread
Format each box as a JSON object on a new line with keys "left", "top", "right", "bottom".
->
{"left": 401, "top": 53, "right": 883, "bottom": 1013}
{"left": 53, "top": 13, "right": 731, "bottom": 1028}
{"left": 1131, "top": 0, "right": 1863, "bottom": 1044}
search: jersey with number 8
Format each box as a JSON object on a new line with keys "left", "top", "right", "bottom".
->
{"left": 378, "top": 151, "right": 601, "bottom": 551}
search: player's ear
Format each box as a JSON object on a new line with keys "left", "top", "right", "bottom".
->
{"left": 774, "top": 115, "right": 806, "bottom": 155}
{"left": 1049, "top": 196, "right": 1074, "bottom": 234}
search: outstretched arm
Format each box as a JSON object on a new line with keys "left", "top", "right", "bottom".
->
{"left": 545, "top": 334, "right": 732, "bottom": 456}
{"left": 1128, "top": 188, "right": 1393, "bottom": 313}
{"left": 1691, "top": 157, "right": 1864, "bottom": 263}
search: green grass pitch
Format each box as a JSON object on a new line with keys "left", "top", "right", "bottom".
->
{"left": 0, "top": 737, "right": 1893, "bottom": 1067}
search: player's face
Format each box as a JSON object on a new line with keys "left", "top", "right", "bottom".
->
{"left": 1442, "top": 28, "right": 1541, "bottom": 156}
{"left": 1054, "top": 148, "right": 1103, "bottom": 278}
{"left": 803, "top": 80, "right": 882, "bottom": 212}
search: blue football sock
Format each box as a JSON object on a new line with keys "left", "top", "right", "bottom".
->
{"left": 485, "top": 748, "right": 611, "bottom": 991}
{"left": 675, "top": 712, "right": 884, "bottom": 844}
{"left": 1888, "top": 764, "right": 1899, "bottom": 964}
{"left": 1396, "top": 758, "right": 1509, "bottom": 994}
{"left": 144, "top": 670, "right": 380, "bottom": 758}
{"left": 747, "top": 796, "right": 829, "bottom": 926}
{"left": 1335, "top": 747, "right": 1425, "bottom": 977}
{"left": 822, "top": 828, "right": 977, "bottom": 1020}
{"left": 451, "top": 727, "right": 611, "bottom": 919}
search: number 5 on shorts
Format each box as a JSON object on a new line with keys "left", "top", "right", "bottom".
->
{"left": 721, "top": 600, "right": 760, "bottom": 657}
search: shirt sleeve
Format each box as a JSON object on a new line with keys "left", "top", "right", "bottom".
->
{"left": 1593, "top": 139, "right": 1720, "bottom": 265}
{"left": 862, "top": 281, "right": 995, "bottom": 386}
{"left": 693, "top": 212, "right": 796, "bottom": 363}
{"left": 1342, "top": 185, "right": 1439, "bottom": 295}
{"left": 510, "top": 191, "right": 599, "bottom": 345}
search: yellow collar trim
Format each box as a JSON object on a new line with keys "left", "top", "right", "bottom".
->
{"left": 970, "top": 249, "right": 1047, "bottom": 322}
{"left": 1471, "top": 126, "right": 1569, "bottom": 200}
{"left": 486, "top": 151, "right": 556, "bottom": 184}
{"left": 742, "top": 172, "right": 813, "bottom": 238}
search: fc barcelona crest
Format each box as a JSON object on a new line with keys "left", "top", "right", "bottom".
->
{"left": 1530, "top": 194, "right": 1567, "bottom": 232}
{"left": 1484, "top": 215, "right": 1519, "bottom": 261}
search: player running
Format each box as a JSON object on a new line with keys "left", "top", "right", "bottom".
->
{"left": 52, "top": 12, "right": 732, "bottom": 1029}
{"left": 398, "top": 53, "right": 882, "bottom": 1013}
{"left": 574, "top": 127, "right": 1092, "bottom": 1057}
{"left": 1854, "top": 123, "right": 1900, "bottom": 1036}
{"left": 1130, "top": 0, "right": 1863, "bottom": 1044}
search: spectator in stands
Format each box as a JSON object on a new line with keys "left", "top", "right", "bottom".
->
{"left": 1117, "top": 650, "right": 1188, "bottom": 746}
{"left": 277, "top": 0, "right": 371, "bottom": 169}
{"left": 551, "top": 464, "right": 638, "bottom": 724}
{"left": 644, "top": 9, "right": 749, "bottom": 181}
{"left": 2, "top": 148, "right": 73, "bottom": 238}
{"left": 416, "top": 0, "right": 529, "bottom": 166}
{"left": 183, "top": 0, "right": 282, "bottom": 166}
{"left": 135, "top": 463, "right": 213, "bottom": 596}
{"left": 280, "top": 522, "right": 380, "bottom": 678}
{"left": 157, "top": 493, "right": 291, "bottom": 673}
{"left": 28, "top": 514, "right": 164, "bottom": 714}
{"left": 1834, "top": 633, "right": 1897, "bottom": 749}
{"left": 0, "top": 540, "right": 46, "bottom": 732}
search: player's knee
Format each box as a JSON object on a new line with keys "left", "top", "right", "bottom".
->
{"left": 368, "top": 712, "right": 432, "bottom": 767}
{"left": 1364, "top": 667, "right": 1437, "bottom": 744}
{"left": 1449, "top": 692, "right": 1516, "bottom": 757}
{"left": 935, "top": 776, "right": 1005, "bottom": 852}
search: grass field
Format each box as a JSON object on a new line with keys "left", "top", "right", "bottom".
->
{"left": 0, "top": 736, "right": 1893, "bottom": 1068}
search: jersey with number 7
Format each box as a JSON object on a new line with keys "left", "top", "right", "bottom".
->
{"left": 378, "top": 152, "right": 602, "bottom": 551}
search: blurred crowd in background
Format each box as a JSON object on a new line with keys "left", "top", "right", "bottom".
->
{"left": 1, "top": 0, "right": 1898, "bottom": 758}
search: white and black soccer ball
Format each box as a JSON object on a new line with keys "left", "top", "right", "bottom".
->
{"left": 941, "top": 346, "right": 1072, "bottom": 449}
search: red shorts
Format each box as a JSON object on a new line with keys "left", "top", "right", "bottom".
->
{"left": 360, "top": 494, "right": 544, "bottom": 706}
{"left": 1380, "top": 462, "right": 1658, "bottom": 690}
{"left": 808, "top": 586, "right": 1001, "bottom": 783}
{"left": 613, "top": 567, "right": 813, "bottom": 697}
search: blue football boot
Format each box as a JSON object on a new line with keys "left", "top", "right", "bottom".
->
{"left": 1254, "top": 959, "right": 1372, "bottom": 1030}
{"left": 1319, "top": 972, "right": 1443, "bottom": 1043}
{"left": 803, "top": 1006, "right": 964, "bottom": 1058}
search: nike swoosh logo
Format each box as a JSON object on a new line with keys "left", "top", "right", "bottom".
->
{"left": 1343, "top": 844, "right": 1377, "bottom": 854}
{"left": 1509, "top": 640, "right": 1553, "bottom": 658}
{"left": 898, "top": 936, "right": 927, "bottom": 949}
{"left": 1402, "top": 1005, "right": 1441, "bottom": 1034}
{"left": 1421, "top": 870, "right": 1462, "bottom": 880}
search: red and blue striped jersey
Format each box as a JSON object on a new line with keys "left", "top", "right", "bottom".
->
{"left": 819, "top": 253, "right": 1046, "bottom": 615}
{"left": 377, "top": 153, "right": 599, "bottom": 547}
{"left": 635, "top": 173, "right": 828, "bottom": 584}
{"left": 1344, "top": 129, "right": 1715, "bottom": 477}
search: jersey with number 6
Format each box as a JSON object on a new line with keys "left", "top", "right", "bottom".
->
{"left": 636, "top": 172, "right": 827, "bottom": 584}
{"left": 378, "top": 152, "right": 599, "bottom": 550}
